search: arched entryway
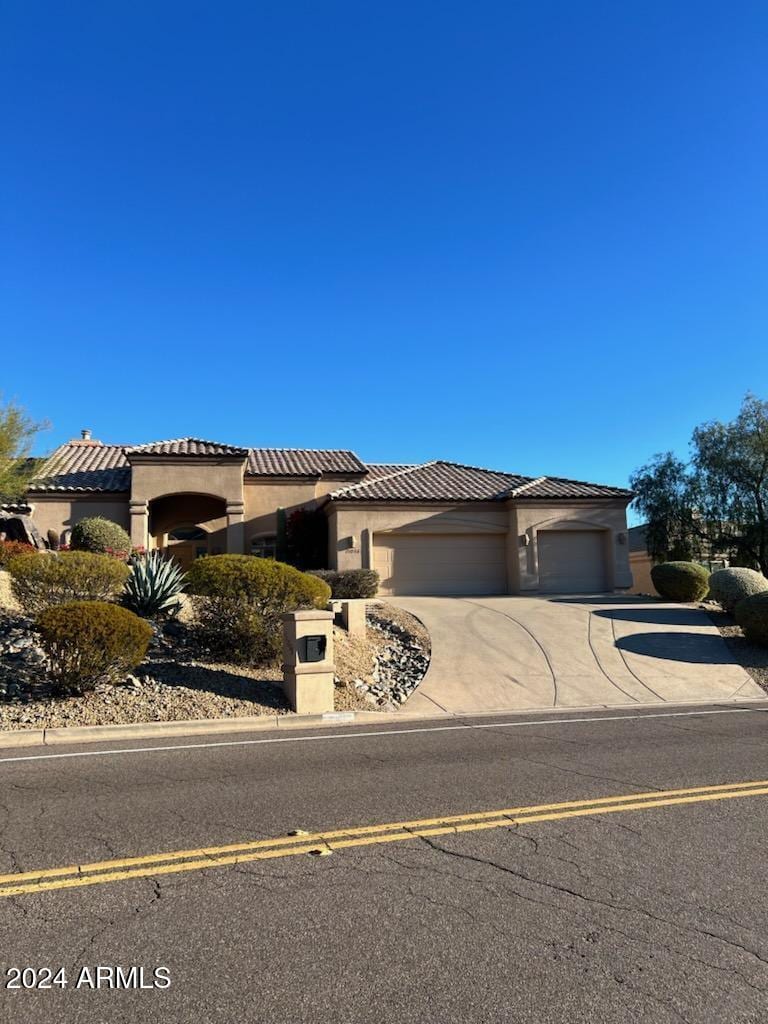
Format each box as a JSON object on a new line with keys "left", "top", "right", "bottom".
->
{"left": 149, "top": 493, "right": 227, "bottom": 569}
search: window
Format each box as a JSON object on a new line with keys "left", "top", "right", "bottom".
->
{"left": 168, "top": 525, "right": 207, "bottom": 542}
{"left": 251, "top": 535, "right": 277, "bottom": 559}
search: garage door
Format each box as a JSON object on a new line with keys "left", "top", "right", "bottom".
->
{"left": 537, "top": 530, "right": 607, "bottom": 593}
{"left": 373, "top": 533, "right": 507, "bottom": 596}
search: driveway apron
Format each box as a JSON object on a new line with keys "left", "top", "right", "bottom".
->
{"left": 392, "top": 595, "right": 765, "bottom": 714}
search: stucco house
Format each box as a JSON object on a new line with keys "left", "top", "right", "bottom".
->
{"left": 25, "top": 431, "right": 634, "bottom": 596}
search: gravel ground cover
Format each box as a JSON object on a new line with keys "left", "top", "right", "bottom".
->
{"left": 706, "top": 605, "right": 768, "bottom": 694}
{"left": 0, "top": 573, "right": 430, "bottom": 729}
{"left": 334, "top": 603, "right": 431, "bottom": 710}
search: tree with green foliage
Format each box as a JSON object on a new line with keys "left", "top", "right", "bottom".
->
{"left": 630, "top": 394, "right": 768, "bottom": 574}
{"left": 0, "top": 398, "right": 47, "bottom": 503}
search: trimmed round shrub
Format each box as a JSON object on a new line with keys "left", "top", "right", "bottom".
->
{"left": 70, "top": 516, "right": 131, "bottom": 558}
{"left": 650, "top": 561, "right": 710, "bottom": 602}
{"left": 0, "top": 539, "right": 35, "bottom": 569}
{"left": 37, "top": 601, "right": 152, "bottom": 694}
{"left": 734, "top": 591, "right": 768, "bottom": 647}
{"left": 309, "top": 568, "right": 380, "bottom": 599}
{"left": 186, "top": 555, "right": 331, "bottom": 664}
{"left": 708, "top": 567, "right": 768, "bottom": 615}
{"left": 187, "top": 555, "right": 330, "bottom": 610}
{"left": 9, "top": 551, "right": 130, "bottom": 615}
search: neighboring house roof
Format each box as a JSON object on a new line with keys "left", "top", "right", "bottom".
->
{"left": 628, "top": 524, "right": 649, "bottom": 553}
{"left": 247, "top": 449, "right": 366, "bottom": 476}
{"left": 330, "top": 460, "right": 632, "bottom": 503}
{"left": 125, "top": 437, "right": 249, "bottom": 457}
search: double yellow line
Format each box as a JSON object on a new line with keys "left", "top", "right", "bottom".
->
{"left": 2, "top": 778, "right": 767, "bottom": 899}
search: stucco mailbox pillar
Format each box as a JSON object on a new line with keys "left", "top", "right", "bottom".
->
{"left": 281, "top": 609, "right": 335, "bottom": 715}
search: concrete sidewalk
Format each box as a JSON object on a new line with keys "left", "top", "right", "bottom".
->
{"left": 393, "top": 595, "right": 766, "bottom": 714}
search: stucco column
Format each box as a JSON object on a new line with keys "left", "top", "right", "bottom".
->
{"left": 361, "top": 528, "right": 373, "bottom": 570}
{"left": 129, "top": 499, "right": 148, "bottom": 551}
{"left": 226, "top": 501, "right": 245, "bottom": 555}
{"left": 505, "top": 504, "right": 520, "bottom": 594}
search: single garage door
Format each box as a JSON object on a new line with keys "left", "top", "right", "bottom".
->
{"left": 373, "top": 533, "right": 507, "bottom": 596}
{"left": 537, "top": 529, "right": 607, "bottom": 593}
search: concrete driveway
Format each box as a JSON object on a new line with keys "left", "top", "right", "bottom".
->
{"left": 392, "top": 595, "right": 766, "bottom": 714}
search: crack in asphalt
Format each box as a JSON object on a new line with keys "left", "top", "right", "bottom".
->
{"left": 415, "top": 832, "right": 768, "bottom": 987}
{"left": 489, "top": 742, "right": 665, "bottom": 794}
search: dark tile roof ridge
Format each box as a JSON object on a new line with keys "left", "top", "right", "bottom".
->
{"left": 331, "top": 461, "right": 438, "bottom": 496}
{"left": 58, "top": 440, "right": 127, "bottom": 449}
{"left": 540, "top": 473, "right": 633, "bottom": 491}
{"left": 506, "top": 475, "right": 548, "bottom": 496}
{"left": 125, "top": 436, "right": 248, "bottom": 453}
{"left": 249, "top": 446, "right": 360, "bottom": 454}
{"left": 432, "top": 458, "right": 533, "bottom": 480}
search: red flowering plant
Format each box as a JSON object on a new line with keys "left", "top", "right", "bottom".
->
{"left": 0, "top": 540, "right": 36, "bottom": 570}
{"left": 104, "top": 546, "right": 130, "bottom": 561}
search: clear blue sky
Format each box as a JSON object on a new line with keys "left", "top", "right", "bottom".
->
{"left": 2, "top": 2, "right": 767, "bottom": 495}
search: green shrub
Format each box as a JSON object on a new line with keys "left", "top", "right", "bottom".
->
{"left": 70, "top": 516, "right": 131, "bottom": 557}
{"left": 735, "top": 591, "right": 768, "bottom": 646}
{"left": 192, "top": 599, "right": 281, "bottom": 664}
{"left": 124, "top": 550, "right": 187, "bottom": 618}
{"left": 186, "top": 555, "right": 331, "bottom": 664}
{"left": 187, "top": 555, "right": 330, "bottom": 611}
{"left": 309, "top": 568, "right": 379, "bottom": 599}
{"left": 0, "top": 540, "right": 36, "bottom": 569}
{"left": 9, "top": 551, "right": 130, "bottom": 615}
{"left": 37, "top": 601, "right": 152, "bottom": 694}
{"left": 650, "top": 561, "right": 710, "bottom": 602}
{"left": 708, "top": 567, "right": 768, "bottom": 615}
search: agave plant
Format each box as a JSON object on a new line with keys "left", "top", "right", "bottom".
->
{"left": 124, "top": 549, "right": 187, "bottom": 618}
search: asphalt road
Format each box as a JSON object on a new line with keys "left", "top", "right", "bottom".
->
{"left": 1, "top": 704, "right": 767, "bottom": 1023}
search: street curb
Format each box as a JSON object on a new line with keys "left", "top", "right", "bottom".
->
{"left": 0, "top": 695, "right": 765, "bottom": 750}
{"left": 0, "top": 728, "right": 47, "bottom": 748}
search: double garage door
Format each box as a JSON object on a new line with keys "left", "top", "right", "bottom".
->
{"left": 373, "top": 529, "right": 607, "bottom": 596}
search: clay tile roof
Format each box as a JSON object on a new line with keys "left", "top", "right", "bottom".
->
{"left": 29, "top": 443, "right": 130, "bottom": 493}
{"left": 28, "top": 442, "right": 632, "bottom": 500}
{"left": 246, "top": 449, "right": 366, "bottom": 476}
{"left": 505, "top": 476, "right": 633, "bottom": 499}
{"left": 362, "top": 463, "right": 419, "bottom": 480}
{"left": 330, "top": 461, "right": 532, "bottom": 502}
{"left": 331, "top": 461, "right": 632, "bottom": 503}
{"left": 125, "top": 437, "right": 249, "bottom": 457}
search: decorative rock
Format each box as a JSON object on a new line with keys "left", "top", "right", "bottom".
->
{"left": 362, "top": 611, "right": 430, "bottom": 708}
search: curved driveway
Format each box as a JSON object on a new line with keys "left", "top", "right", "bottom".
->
{"left": 392, "top": 595, "right": 766, "bottom": 713}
